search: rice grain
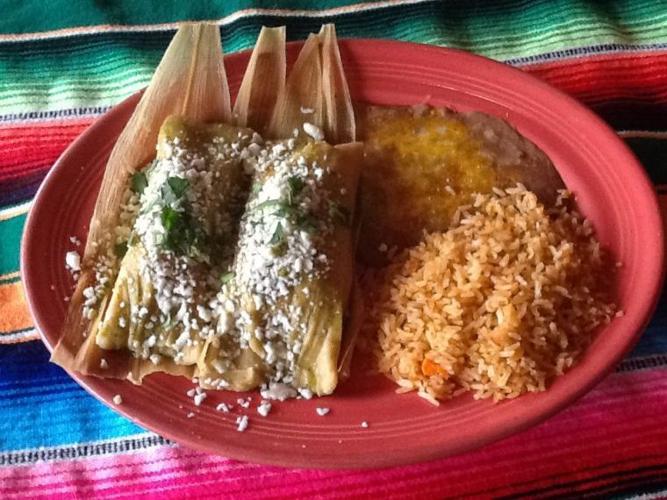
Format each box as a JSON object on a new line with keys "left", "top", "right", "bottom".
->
{"left": 362, "top": 185, "right": 617, "bottom": 402}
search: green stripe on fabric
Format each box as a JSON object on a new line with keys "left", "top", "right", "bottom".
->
{"left": 0, "top": 1, "right": 665, "bottom": 115}
{"left": 0, "top": 0, "right": 663, "bottom": 40}
{"left": 0, "top": 0, "right": 374, "bottom": 34}
{"left": 0, "top": 213, "right": 24, "bottom": 276}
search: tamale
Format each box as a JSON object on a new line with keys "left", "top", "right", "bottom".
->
{"left": 196, "top": 24, "right": 363, "bottom": 395}
{"left": 52, "top": 23, "right": 235, "bottom": 377}
{"left": 94, "top": 116, "right": 259, "bottom": 383}
{"left": 202, "top": 139, "right": 362, "bottom": 395}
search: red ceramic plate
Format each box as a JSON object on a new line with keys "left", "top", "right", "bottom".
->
{"left": 22, "top": 40, "right": 663, "bottom": 469}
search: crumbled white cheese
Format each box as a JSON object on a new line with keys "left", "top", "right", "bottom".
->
{"left": 231, "top": 141, "right": 346, "bottom": 391}
{"left": 260, "top": 383, "right": 297, "bottom": 401}
{"left": 300, "top": 106, "right": 314, "bottom": 114}
{"left": 315, "top": 407, "right": 330, "bottom": 416}
{"left": 257, "top": 400, "right": 272, "bottom": 417}
{"left": 65, "top": 251, "right": 81, "bottom": 272}
{"left": 69, "top": 236, "right": 81, "bottom": 246}
{"left": 302, "top": 122, "right": 324, "bottom": 141}
{"left": 378, "top": 243, "right": 388, "bottom": 253}
{"left": 112, "top": 394, "right": 123, "bottom": 405}
{"left": 360, "top": 421, "right": 369, "bottom": 428}
{"left": 216, "top": 402, "right": 231, "bottom": 413}
{"left": 99, "top": 358, "right": 108, "bottom": 370}
{"left": 298, "top": 388, "right": 313, "bottom": 400}
{"left": 236, "top": 415, "right": 249, "bottom": 432}
{"left": 186, "top": 412, "right": 195, "bottom": 418}
{"left": 193, "top": 392, "right": 207, "bottom": 406}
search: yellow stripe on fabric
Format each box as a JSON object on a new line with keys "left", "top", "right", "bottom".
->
{"left": 0, "top": 0, "right": 433, "bottom": 42}
{"left": 0, "top": 271, "right": 21, "bottom": 283}
{"left": 0, "top": 280, "right": 33, "bottom": 334}
{"left": 0, "top": 201, "right": 31, "bottom": 222}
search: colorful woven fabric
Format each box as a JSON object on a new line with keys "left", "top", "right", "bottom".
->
{"left": 1, "top": 1, "right": 666, "bottom": 497}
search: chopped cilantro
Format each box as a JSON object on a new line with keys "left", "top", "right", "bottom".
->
{"left": 167, "top": 176, "right": 189, "bottom": 198}
{"left": 161, "top": 205, "right": 198, "bottom": 255}
{"left": 131, "top": 172, "right": 148, "bottom": 194}
{"left": 270, "top": 222, "right": 288, "bottom": 256}
{"left": 220, "top": 271, "right": 234, "bottom": 284}
{"left": 287, "top": 176, "right": 306, "bottom": 204}
{"left": 272, "top": 242, "right": 287, "bottom": 257}
{"left": 114, "top": 242, "right": 128, "bottom": 258}
{"left": 253, "top": 199, "right": 296, "bottom": 219}
{"left": 161, "top": 205, "right": 179, "bottom": 231}
{"left": 270, "top": 222, "right": 285, "bottom": 245}
{"left": 251, "top": 181, "right": 262, "bottom": 195}
{"left": 274, "top": 204, "right": 296, "bottom": 217}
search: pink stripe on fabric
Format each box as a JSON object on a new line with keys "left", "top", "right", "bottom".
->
{"left": 1, "top": 369, "right": 666, "bottom": 499}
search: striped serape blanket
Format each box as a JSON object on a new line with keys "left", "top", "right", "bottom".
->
{"left": 1, "top": 1, "right": 666, "bottom": 498}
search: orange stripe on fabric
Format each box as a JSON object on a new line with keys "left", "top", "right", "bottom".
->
{"left": 0, "top": 280, "right": 33, "bottom": 333}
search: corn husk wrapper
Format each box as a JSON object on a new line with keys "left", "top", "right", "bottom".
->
{"left": 233, "top": 27, "right": 286, "bottom": 135}
{"left": 319, "top": 25, "right": 355, "bottom": 144}
{"left": 52, "top": 23, "right": 233, "bottom": 377}
{"left": 262, "top": 25, "right": 354, "bottom": 143}
{"left": 291, "top": 143, "right": 362, "bottom": 394}
{"left": 198, "top": 24, "right": 361, "bottom": 394}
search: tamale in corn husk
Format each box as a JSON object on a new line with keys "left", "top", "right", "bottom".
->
{"left": 99, "top": 116, "right": 259, "bottom": 383}
{"left": 197, "top": 25, "right": 363, "bottom": 395}
{"left": 51, "top": 23, "right": 236, "bottom": 378}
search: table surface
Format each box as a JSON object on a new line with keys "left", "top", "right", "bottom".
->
{"left": 1, "top": 1, "right": 666, "bottom": 498}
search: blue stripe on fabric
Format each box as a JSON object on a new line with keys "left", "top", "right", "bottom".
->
{"left": 0, "top": 342, "right": 141, "bottom": 451}
{"left": 0, "top": 169, "right": 48, "bottom": 208}
{"left": 629, "top": 287, "right": 667, "bottom": 358}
